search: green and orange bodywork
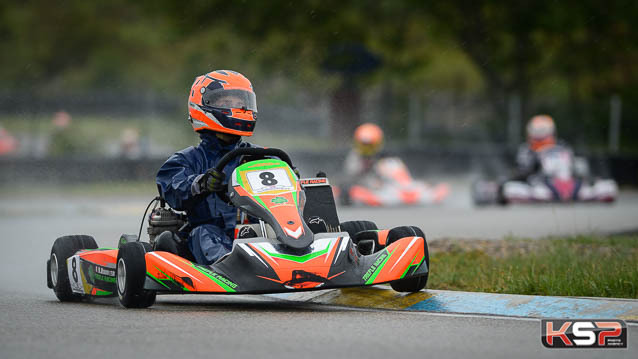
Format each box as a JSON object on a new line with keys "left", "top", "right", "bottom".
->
{"left": 67, "top": 234, "right": 427, "bottom": 296}
{"left": 66, "top": 248, "right": 118, "bottom": 296}
{"left": 64, "top": 157, "right": 428, "bottom": 297}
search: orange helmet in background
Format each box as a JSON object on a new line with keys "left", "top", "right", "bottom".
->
{"left": 354, "top": 123, "right": 384, "bottom": 156}
{"left": 526, "top": 114, "right": 556, "bottom": 151}
{"left": 188, "top": 70, "right": 257, "bottom": 136}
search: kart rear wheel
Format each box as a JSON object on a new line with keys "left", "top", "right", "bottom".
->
{"left": 387, "top": 226, "right": 429, "bottom": 293}
{"left": 49, "top": 235, "right": 98, "bottom": 302}
{"left": 116, "top": 242, "right": 156, "bottom": 308}
{"left": 340, "top": 220, "right": 377, "bottom": 239}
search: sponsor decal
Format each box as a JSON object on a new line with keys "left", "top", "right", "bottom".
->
{"left": 195, "top": 265, "right": 238, "bottom": 290}
{"left": 284, "top": 270, "right": 332, "bottom": 288}
{"left": 210, "top": 273, "right": 237, "bottom": 289}
{"left": 147, "top": 266, "right": 189, "bottom": 291}
{"left": 541, "top": 319, "right": 627, "bottom": 348}
{"left": 238, "top": 226, "right": 256, "bottom": 239}
{"left": 271, "top": 196, "right": 288, "bottom": 204}
{"left": 300, "top": 178, "right": 329, "bottom": 187}
{"left": 308, "top": 216, "right": 326, "bottom": 225}
{"left": 95, "top": 266, "right": 115, "bottom": 277}
{"left": 362, "top": 251, "right": 388, "bottom": 282}
{"left": 88, "top": 265, "right": 116, "bottom": 283}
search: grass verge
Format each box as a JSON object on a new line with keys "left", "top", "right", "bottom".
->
{"left": 428, "top": 235, "right": 638, "bottom": 299}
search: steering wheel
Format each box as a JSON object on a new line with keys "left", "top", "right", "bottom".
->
{"left": 214, "top": 147, "right": 294, "bottom": 173}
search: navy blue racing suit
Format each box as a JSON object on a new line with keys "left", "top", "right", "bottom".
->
{"left": 156, "top": 132, "right": 254, "bottom": 265}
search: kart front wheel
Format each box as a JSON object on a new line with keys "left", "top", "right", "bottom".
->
{"left": 116, "top": 242, "right": 156, "bottom": 308}
{"left": 387, "top": 226, "right": 429, "bottom": 293}
{"left": 49, "top": 235, "right": 98, "bottom": 302}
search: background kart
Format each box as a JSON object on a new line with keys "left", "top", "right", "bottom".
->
{"left": 47, "top": 148, "right": 430, "bottom": 308}
{"left": 338, "top": 157, "right": 450, "bottom": 207}
{"left": 472, "top": 144, "right": 618, "bottom": 205}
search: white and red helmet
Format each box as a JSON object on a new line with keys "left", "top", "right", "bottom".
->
{"left": 526, "top": 115, "right": 556, "bottom": 151}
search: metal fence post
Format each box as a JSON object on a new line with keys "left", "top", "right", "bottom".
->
{"left": 507, "top": 94, "right": 522, "bottom": 150}
{"left": 609, "top": 94, "right": 621, "bottom": 153}
{"left": 408, "top": 93, "right": 422, "bottom": 146}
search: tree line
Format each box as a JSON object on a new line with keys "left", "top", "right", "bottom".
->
{"left": 2, "top": 0, "right": 637, "bottom": 148}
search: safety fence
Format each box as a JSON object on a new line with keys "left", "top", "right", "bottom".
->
{"left": 1, "top": 149, "right": 636, "bottom": 186}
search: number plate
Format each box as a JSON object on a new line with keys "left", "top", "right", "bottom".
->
{"left": 67, "top": 255, "right": 85, "bottom": 294}
{"left": 245, "top": 168, "right": 294, "bottom": 194}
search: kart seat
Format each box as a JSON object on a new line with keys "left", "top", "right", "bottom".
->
{"left": 300, "top": 174, "right": 341, "bottom": 233}
{"left": 153, "top": 231, "right": 196, "bottom": 262}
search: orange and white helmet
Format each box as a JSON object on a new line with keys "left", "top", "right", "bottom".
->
{"left": 526, "top": 114, "right": 556, "bottom": 151}
{"left": 188, "top": 70, "right": 257, "bottom": 136}
{"left": 354, "top": 123, "right": 384, "bottom": 156}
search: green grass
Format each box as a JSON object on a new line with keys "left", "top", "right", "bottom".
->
{"left": 428, "top": 235, "right": 638, "bottom": 298}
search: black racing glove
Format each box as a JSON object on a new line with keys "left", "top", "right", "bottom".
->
{"left": 204, "top": 168, "right": 225, "bottom": 192}
{"left": 192, "top": 168, "right": 225, "bottom": 195}
{"left": 293, "top": 167, "right": 301, "bottom": 179}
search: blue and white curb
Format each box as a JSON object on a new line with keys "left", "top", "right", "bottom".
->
{"left": 268, "top": 286, "right": 638, "bottom": 321}
{"left": 408, "top": 290, "right": 638, "bottom": 320}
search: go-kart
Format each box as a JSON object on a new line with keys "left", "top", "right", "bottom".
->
{"left": 472, "top": 144, "right": 618, "bottom": 205}
{"left": 47, "top": 148, "right": 429, "bottom": 308}
{"left": 338, "top": 157, "right": 449, "bottom": 207}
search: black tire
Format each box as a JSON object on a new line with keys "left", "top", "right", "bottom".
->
{"left": 116, "top": 242, "right": 156, "bottom": 308}
{"left": 49, "top": 235, "right": 98, "bottom": 302}
{"left": 340, "top": 220, "right": 377, "bottom": 239}
{"left": 387, "top": 226, "right": 429, "bottom": 293}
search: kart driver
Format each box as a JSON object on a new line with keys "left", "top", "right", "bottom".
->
{"left": 512, "top": 114, "right": 565, "bottom": 181}
{"left": 497, "top": 114, "right": 580, "bottom": 203}
{"left": 155, "top": 70, "right": 260, "bottom": 265}
{"left": 344, "top": 123, "right": 385, "bottom": 179}
{"left": 340, "top": 123, "right": 384, "bottom": 203}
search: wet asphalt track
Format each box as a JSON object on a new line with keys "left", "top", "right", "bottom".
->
{"left": 1, "top": 189, "right": 637, "bottom": 358}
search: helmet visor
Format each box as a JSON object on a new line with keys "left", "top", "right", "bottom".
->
{"left": 527, "top": 123, "right": 554, "bottom": 139}
{"left": 208, "top": 108, "right": 257, "bottom": 133}
{"left": 202, "top": 89, "right": 257, "bottom": 112}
